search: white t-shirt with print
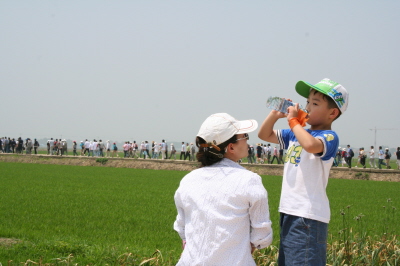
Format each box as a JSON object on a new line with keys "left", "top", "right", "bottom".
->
{"left": 277, "top": 129, "right": 339, "bottom": 223}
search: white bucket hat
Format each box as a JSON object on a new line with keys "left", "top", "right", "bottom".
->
{"left": 197, "top": 113, "right": 258, "bottom": 146}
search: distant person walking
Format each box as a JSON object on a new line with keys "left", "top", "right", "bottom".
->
{"left": 341, "top": 148, "right": 347, "bottom": 167}
{"left": 62, "top": 140, "right": 68, "bottom": 156}
{"left": 161, "top": 140, "right": 167, "bottom": 160}
{"left": 57, "top": 140, "right": 63, "bottom": 156}
{"left": 152, "top": 142, "right": 160, "bottom": 159}
{"left": 80, "top": 141, "right": 85, "bottom": 156}
{"left": 47, "top": 141, "right": 51, "bottom": 155}
{"left": 145, "top": 141, "right": 151, "bottom": 159}
{"left": 396, "top": 147, "right": 400, "bottom": 170}
{"left": 385, "top": 148, "right": 392, "bottom": 169}
{"left": 73, "top": 141, "right": 78, "bottom": 156}
{"left": 266, "top": 144, "right": 272, "bottom": 164}
{"left": 346, "top": 145, "right": 354, "bottom": 168}
{"left": 25, "top": 138, "right": 33, "bottom": 155}
{"left": 278, "top": 147, "right": 284, "bottom": 164}
{"left": 247, "top": 145, "right": 254, "bottom": 164}
{"left": 180, "top": 142, "right": 186, "bottom": 160}
{"left": 140, "top": 141, "right": 145, "bottom": 158}
{"left": 123, "top": 142, "right": 130, "bottom": 158}
{"left": 84, "top": 139, "right": 90, "bottom": 155}
{"left": 98, "top": 140, "right": 104, "bottom": 157}
{"left": 16, "top": 137, "right": 23, "bottom": 154}
{"left": 355, "top": 148, "right": 362, "bottom": 168}
{"left": 334, "top": 147, "right": 342, "bottom": 167}
{"left": 185, "top": 143, "right": 191, "bottom": 161}
{"left": 190, "top": 143, "right": 196, "bottom": 161}
{"left": 169, "top": 143, "right": 177, "bottom": 159}
{"left": 256, "top": 143, "right": 263, "bottom": 163}
{"left": 359, "top": 147, "right": 366, "bottom": 168}
{"left": 33, "top": 139, "right": 40, "bottom": 154}
{"left": 378, "top": 146, "right": 386, "bottom": 169}
{"left": 270, "top": 146, "right": 280, "bottom": 164}
{"left": 112, "top": 143, "right": 118, "bottom": 157}
{"left": 105, "top": 140, "right": 111, "bottom": 157}
{"left": 132, "top": 141, "right": 139, "bottom": 158}
{"left": 48, "top": 138, "right": 55, "bottom": 155}
{"left": 369, "top": 146, "right": 376, "bottom": 168}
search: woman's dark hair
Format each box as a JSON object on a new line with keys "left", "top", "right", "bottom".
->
{"left": 196, "top": 135, "right": 237, "bottom": 167}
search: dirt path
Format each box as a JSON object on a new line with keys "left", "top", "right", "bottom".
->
{"left": 1, "top": 154, "right": 399, "bottom": 182}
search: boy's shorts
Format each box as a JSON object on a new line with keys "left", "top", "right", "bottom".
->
{"left": 278, "top": 213, "right": 328, "bottom": 265}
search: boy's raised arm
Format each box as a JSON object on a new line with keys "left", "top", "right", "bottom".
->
{"left": 287, "top": 104, "right": 324, "bottom": 154}
{"left": 258, "top": 110, "right": 285, "bottom": 144}
{"left": 291, "top": 124, "right": 324, "bottom": 154}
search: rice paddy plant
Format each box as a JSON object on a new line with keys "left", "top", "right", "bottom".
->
{"left": 325, "top": 194, "right": 399, "bottom": 266}
{"left": 327, "top": 234, "right": 399, "bottom": 265}
{"left": 0, "top": 162, "right": 185, "bottom": 265}
{"left": 0, "top": 162, "right": 399, "bottom": 265}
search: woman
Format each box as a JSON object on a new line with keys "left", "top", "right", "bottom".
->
{"left": 173, "top": 113, "right": 273, "bottom": 265}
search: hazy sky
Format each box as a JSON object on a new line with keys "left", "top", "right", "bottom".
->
{"left": 1, "top": 1, "right": 399, "bottom": 149}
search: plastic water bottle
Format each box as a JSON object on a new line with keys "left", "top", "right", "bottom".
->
{"left": 266, "top": 96, "right": 306, "bottom": 114}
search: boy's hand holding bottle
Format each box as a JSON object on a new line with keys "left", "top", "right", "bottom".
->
{"left": 266, "top": 96, "right": 308, "bottom": 128}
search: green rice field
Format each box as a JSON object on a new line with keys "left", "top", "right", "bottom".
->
{"left": 0, "top": 162, "right": 398, "bottom": 265}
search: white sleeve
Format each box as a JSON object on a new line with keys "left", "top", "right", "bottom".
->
{"left": 248, "top": 175, "right": 273, "bottom": 249}
{"left": 173, "top": 190, "right": 186, "bottom": 241}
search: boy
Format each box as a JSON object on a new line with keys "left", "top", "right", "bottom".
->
{"left": 258, "top": 78, "right": 349, "bottom": 265}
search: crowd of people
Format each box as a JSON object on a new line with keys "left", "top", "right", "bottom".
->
{"left": 118, "top": 140, "right": 197, "bottom": 161}
{"left": 0, "top": 137, "right": 199, "bottom": 161}
{"left": 0, "top": 137, "right": 41, "bottom": 155}
{"left": 335, "top": 145, "right": 400, "bottom": 170}
{"left": 246, "top": 143, "right": 284, "bottom": 164}
{"left": 1, "top": 136, "right": 399, "bottom": 169}
{"left": 245, "top": 143, "right": 400, "bottom": 170}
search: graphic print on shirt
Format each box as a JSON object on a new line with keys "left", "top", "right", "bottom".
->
{"left": 284, "top": 144, "right": 304, "bottom": 167}
{"left": 324, "top": 134, "right": 335, "bottom": 141}
{"left": 278, "top": 129, "right": 339, "bottom": 164}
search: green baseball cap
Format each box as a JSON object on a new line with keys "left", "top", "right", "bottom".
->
{"left": 295, "top": 78, "right": 349, "bottom": 113}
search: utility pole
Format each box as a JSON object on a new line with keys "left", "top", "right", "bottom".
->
{"left": 369, "top": 127, "right": 397, "bottom": 149}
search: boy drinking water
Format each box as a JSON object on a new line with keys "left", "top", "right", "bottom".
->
{"left": 258, "top": 78, "right": 349, "bottom": 265}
